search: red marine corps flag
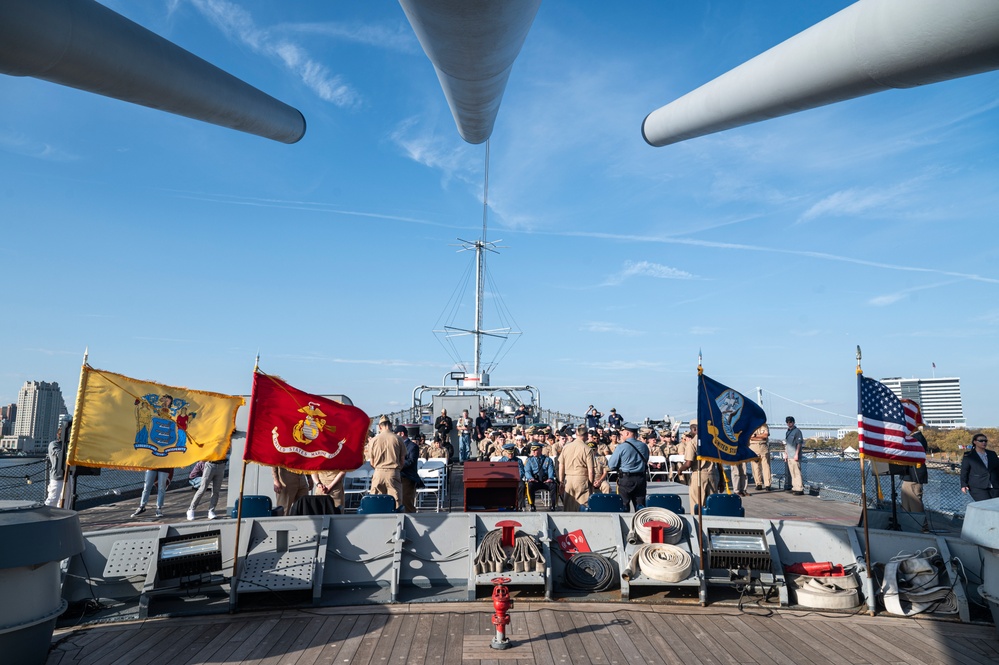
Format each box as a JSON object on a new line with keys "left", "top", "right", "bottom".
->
{"left": 244, "top": 370, "right": 369, "bottom": 472}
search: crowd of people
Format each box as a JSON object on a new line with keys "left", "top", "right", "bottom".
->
{"left": 79, "top": 403, "right": 997, "bottom": 523}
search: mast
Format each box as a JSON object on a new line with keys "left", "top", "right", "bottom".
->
{"left": 473, "top": 141, "right": 492, "bottom": 376}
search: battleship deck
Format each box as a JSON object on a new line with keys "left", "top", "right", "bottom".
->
{"left": 47, "top": 601, "right": 999, "bottom": 665}
{"left": 47, "top": 467, "right": 991, "bottom": 665}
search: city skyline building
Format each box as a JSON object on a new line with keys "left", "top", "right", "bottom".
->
{"left": 0, "top": 403, "right": 14, "bottom": 437}
{"left": 2, "top": 381, "right": 67, "bottom": 454}
{"left": 880, "top": 376, "right": 965, "bottom": 430}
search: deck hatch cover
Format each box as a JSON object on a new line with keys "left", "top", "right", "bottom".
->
{"left": 104, "top": 538, "right": 157, "bottom": 578}
{"left": 237, "top": 532, "right": 318, "bottom": 593}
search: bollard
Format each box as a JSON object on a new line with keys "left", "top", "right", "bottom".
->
{"left": 495, "top": 519, "right": 521, "bottom": 549}
{"left": 490, "top": 577, "right": 513, "bottom": 650}
{"left": 645, "top": 520, "right": 667, "bottom": 544}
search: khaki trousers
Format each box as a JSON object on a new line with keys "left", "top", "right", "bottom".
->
{"left": 787, "top": 457, "right": 804, "bottom": 492}
{"left": 749, "top": 442, "right": 772, "bottom": 488}
{"left": 562, "top": 475, "right": 591, "bottom": 512}
{"left": 371, "top": 469, "right": 402, "bottom": 509}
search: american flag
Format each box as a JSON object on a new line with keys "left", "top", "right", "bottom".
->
{"left": 900, "top": 398, "right": 923, "bottom": 433}
{"left": 857, "top": 375, "right": 927, "bottom": 465}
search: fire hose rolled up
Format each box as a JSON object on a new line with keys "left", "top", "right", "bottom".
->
{"left": 622, "top": 543, "right": 692, "bottom": 583}
{"left": 626, "top": 507, "right": 685, "bottom": 545}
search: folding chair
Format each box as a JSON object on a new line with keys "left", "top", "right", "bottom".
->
{"left": 585, "top": 493, "right": 627, "bottom": 513}
{"left": 357, "top": 494, "right": 397, "bottom": 514}
{"left": 702, "top": 492, "right": 745, "bottom": 517}
{"left": 646, "top": 493, "right": 684, "bottom": 514}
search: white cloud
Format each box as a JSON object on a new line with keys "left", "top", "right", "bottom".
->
{"left": 539, "top": 229, "right": 999, "bottom": 285}
{"left": 796, "top": 174, "right": 939, "bottom": 224}
{"left": 187, "top": 0, "right": 360, "bottom": 107}
{"left": 389, "top": 118, "right": 476, "bottom": 185}
{"left": 274, "top": 21, "right": 417, "bottom": 53}
{"left": 0, "top": 131, "right": 77, "bottom": 162}
{"left": 868, "top": 280, "right": 961, "bottom": 307}
{"left": 579, "top": 360, "right": 669, "bottom": 371}
{"left": 274, "top": 353, "right": 445, "bottom": 368}
{"left": 603, "top": 260, "right": 697, "bottom": 286}
{"left": 581, "top": 322, "right": 644, "bottom": 337}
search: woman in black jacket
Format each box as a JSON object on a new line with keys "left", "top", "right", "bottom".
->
{"left": 960, "top": 433, "right": 999, "bottom": 501}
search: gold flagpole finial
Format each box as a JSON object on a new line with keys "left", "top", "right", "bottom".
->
{"left": 856, "top": 345, "right": 862, "bottom": 375}
{"left": 697, "top": 349, "right": 703, "bottom": 376}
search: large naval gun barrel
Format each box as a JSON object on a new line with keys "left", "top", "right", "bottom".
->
{"left": 643, "top": 0, "right": 999, "bottom": 147}
{"left": 399, "top": 0, "right": 541, "bottom": 144}
{"left": 0, "top": 0, "right": 305, "bottom": 143}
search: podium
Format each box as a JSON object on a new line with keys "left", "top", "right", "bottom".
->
{"left": 463, "top": 461, "right": 521, "bottom": 511}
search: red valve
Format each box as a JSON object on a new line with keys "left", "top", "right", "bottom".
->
{"left": 490, "top": 576, "right": 513, "bottom": 650}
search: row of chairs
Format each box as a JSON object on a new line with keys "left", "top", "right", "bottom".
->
{"left": 343, "top": 459, "right": 449, "bottom": 513}
{"left": 233, "top": 489, "right": 744, "bottom": 517}
{"left": 584, "top": 491, "right": 744, "bottom": 516}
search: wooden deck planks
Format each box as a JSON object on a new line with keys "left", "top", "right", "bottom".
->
{"left": 632, "top": 611, "right": 707, "bottom": 665}
{"left": 47, "top": 604, "right": 998, "bottom": 665}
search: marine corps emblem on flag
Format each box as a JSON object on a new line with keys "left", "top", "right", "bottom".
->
{"left": 272, "top": 401, "right": 343, "bottom": 459}
{"left": 245, "top": 371, "right": 370, "bottom": 472}
{"left": 293, "top": 403, "right": 327, "bottom": 444}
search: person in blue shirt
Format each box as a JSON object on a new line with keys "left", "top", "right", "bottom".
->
{"left": 607, "top": 408, "right": 623, "bottom": 429}
{"left": 585, "top": 406, "right": 603, "bottom": 429}
{"left": 514, "top": 404, "right": 529, "bottom": 429}
{"left": 524, "top": 442, "right": 557, "bottom": 512}
{"left": 607, "top": 422, "right": 649, "bottom": 511}
{"left": 502, "top": 442, "right": 526, "bottom": 509}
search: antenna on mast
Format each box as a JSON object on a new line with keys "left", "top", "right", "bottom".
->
{"left": 434, "top": 140, "right": 521, "bottom": 379}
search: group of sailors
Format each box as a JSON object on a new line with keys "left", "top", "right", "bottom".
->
{"left": 275, "top": 408, "right": 784, "bottom": 517}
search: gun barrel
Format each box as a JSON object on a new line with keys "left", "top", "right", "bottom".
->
{"left": 643, "top": 0, "right": 999, "bottom": 147}
{"left": 399, "top": 0, "right": 541, "bottom": 145}
{"left": 0, "top": 0, "right": 305, "bottom": 144}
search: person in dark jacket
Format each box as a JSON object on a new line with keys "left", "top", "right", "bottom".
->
{"left": 396, "top": 425, "right": 422, "bottom": 513}
{"left": 960, "top": 433, "right": 999, "bottom": 502}
{"left": 897, "top": 429, "right": 930, "bottom": 531}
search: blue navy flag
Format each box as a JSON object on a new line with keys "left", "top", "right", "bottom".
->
{"left": 697, "top": 373, "right": 767, "bottom": 464}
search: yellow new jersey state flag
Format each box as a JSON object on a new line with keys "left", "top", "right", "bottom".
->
{"left": 68, "top": 366, "right": 244, "bottom": 470}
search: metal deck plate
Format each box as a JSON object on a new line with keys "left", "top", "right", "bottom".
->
{"left": 104, "top": 538, "right": 157, "bottom": 578}
{"left": 237, "top": 532, "right": 318, "bottom": 593}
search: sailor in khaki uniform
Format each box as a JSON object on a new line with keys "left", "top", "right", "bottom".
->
{"left": 749, "top": 424, "right": 772, "bottom": 491}
{"left": 677, "top": 422, "right": 716, "bottom": 514}
{"left": 368, "top": 415, "right": 404, "bottom": 509}
{"left": 559, "top": 425, "right": 595, "bottom": 511}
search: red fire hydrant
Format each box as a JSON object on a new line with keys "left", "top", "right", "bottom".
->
{"left": 491, "top": 577, "right": 513, "bottom": 649}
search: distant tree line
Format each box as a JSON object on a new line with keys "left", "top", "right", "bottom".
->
{"left": 811, "top": 427, "right": 998, "bottom": 461}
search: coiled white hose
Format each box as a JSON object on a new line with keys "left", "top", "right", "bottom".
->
{"left": 622, "top": 543, "right": 692, "bottom": 582}
{"left": 628, "top": 507, "right": 684, "bottom": 545}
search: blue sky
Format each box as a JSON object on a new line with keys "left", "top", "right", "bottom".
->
{"left": 2, "top": 0, "right": 997, "bottom": 428}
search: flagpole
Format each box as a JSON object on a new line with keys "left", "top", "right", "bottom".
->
{"left": 61, "top": 348, "right": 90, "bottom": 509}
{"left": 856, "top": 346, "right": 875, "bottom": 616}
{"left": 230, "top": 353, "right": 260, "bottom": 612}
{"left": 695, "top": 355, "right": 707, "bottom": 605}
